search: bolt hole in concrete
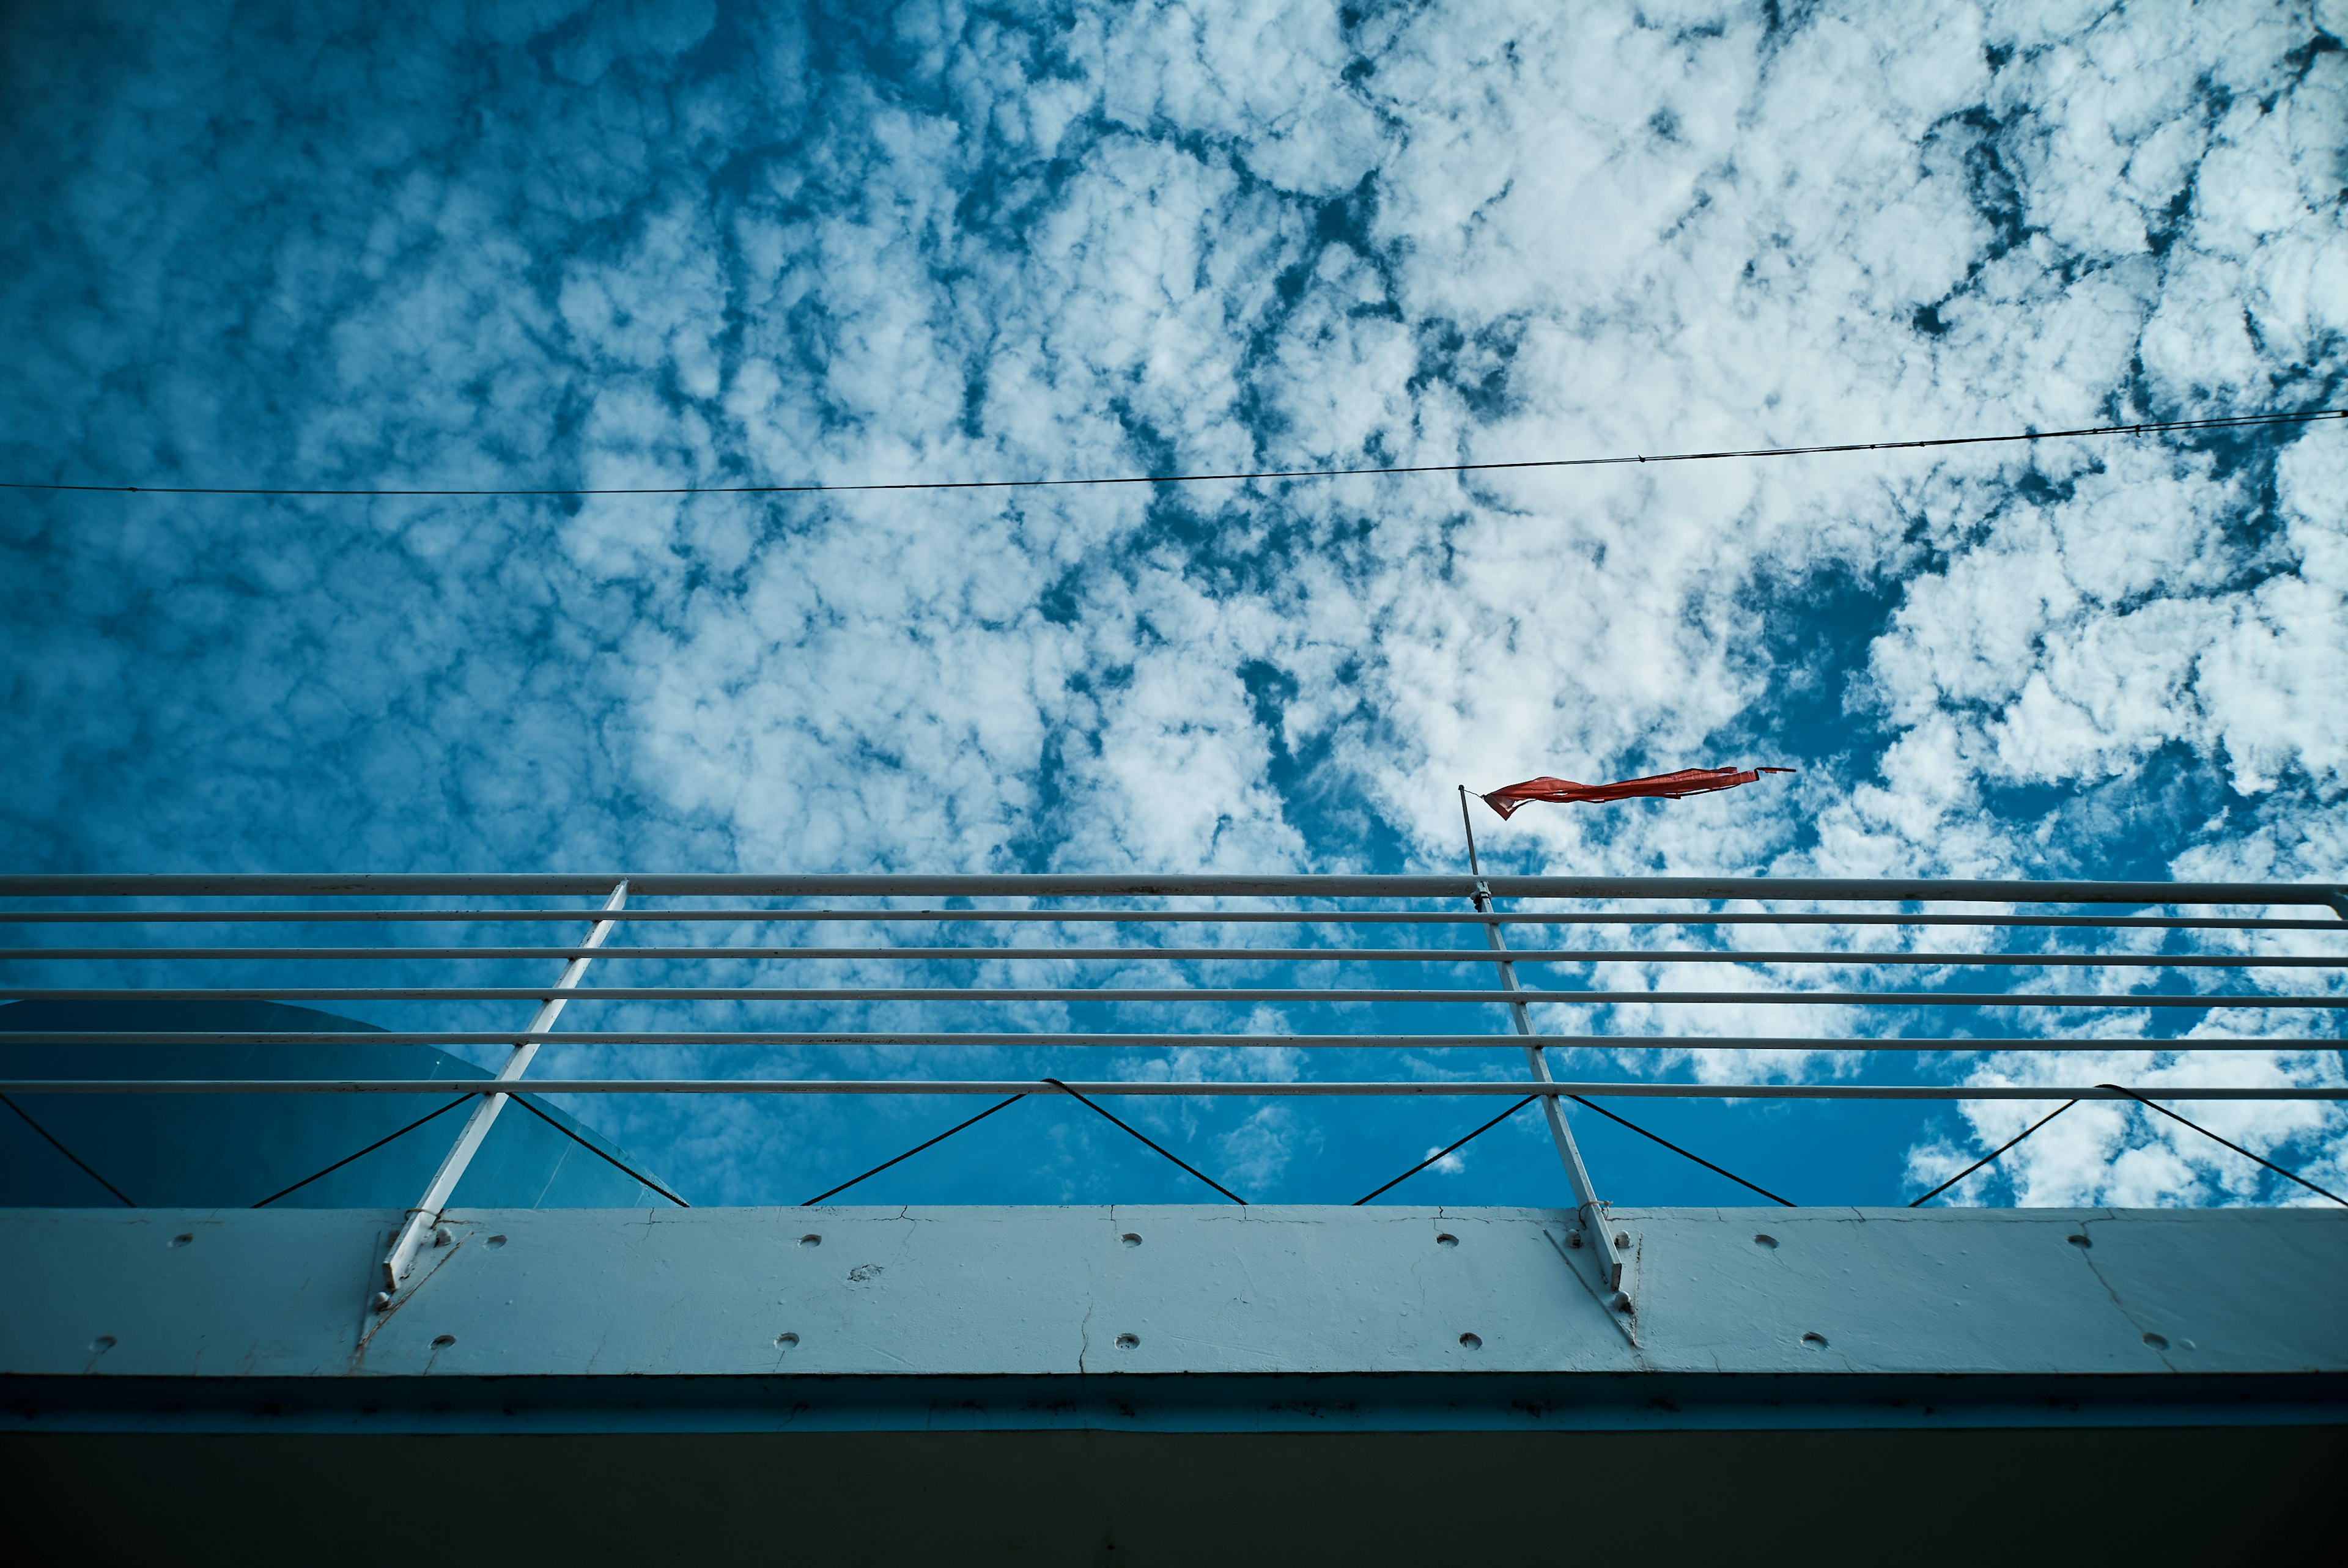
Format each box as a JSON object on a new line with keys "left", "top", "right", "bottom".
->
{"left": 2143, "top": 1332, "right": 2169, "bottom": 1350}
{"left": 2067, "top": 1234, "right": 2092, "bottom": 1248}
{"left": 1121, "top": 1233, "right": 1142, "bottom": 1247}
{"left": 799, "top": 1234, "right": 821, "bottom": 1247}
{"left": 1753, "top": 1234, "right": 1778, "bottom": 1248}
{"left": 1458, "top": 1333, "right": 1482, "bottom": 1350}
{"left": 1115, "top": 1334, "right": 1140, "bottom": 1350}
{"left": 432, "top": 1335, "right": 456, "bottom": 1347}
{"left": 169, "top": 1234, "right": 193, "bottom": 1248}
{"left": 1801, "top": 1332, "right": 1829, "bottom": 1349}
{"left": 485, "top": 1235, "right": 507, "bottom": 1248}
{"left": 775, "top": 1333, "right": 799, "bottom": 1348}
{"left": 1436, "top": 1233, "right": 1459, "bottom": 1248}
{"left": 89, "top": 1336, "right": 115, "bottom": 1353}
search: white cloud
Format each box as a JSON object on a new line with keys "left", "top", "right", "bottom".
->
{"left": 1217, "top": 1103, "right": 1308, "bottom": 1190}
{"left": 1915, "top": 1034, "right": 2348, "bottom": 1209}
{"left": 2, "top": 0, "right": 2342, "bottom": 1204}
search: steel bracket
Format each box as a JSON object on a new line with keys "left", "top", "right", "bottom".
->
{"left": 1474, "top": 878, "right": 1630, "bottom": 1309}
{"left": 374, "top": 880, "right": 629, "bottom": 1308}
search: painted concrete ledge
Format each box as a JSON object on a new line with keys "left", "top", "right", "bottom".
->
{"left": 4, "top": 1204, "right": 2342, "bottom": 1432}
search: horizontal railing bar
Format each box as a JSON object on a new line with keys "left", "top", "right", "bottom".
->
{"left": 1, "top": 1078, "right": 2337, "bottom": 1100}
{"left": 6, "top": 945, "right": 2341, "bottom": 969}
{"left": 2, "top": 874, "right": 2344, "bottom": 903}
{"left": 2, "top": 1031, "right": 2327, "bottom": 1051}
{"left": 7, "top": 985, "right": 2340, "bottom": 1008}
{"left": 1, "top": 908, "right": 2338, "bottom": 931}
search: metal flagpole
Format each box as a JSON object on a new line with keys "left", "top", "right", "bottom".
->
{"left": 377, "top": 880, "right": 629, "bottom": 1304}
{"left": 1461, "top": 786, "right": 1628, "bottom": 1306}
{"left": 1457, "top": 786, "right": 1482, "bottom": 878}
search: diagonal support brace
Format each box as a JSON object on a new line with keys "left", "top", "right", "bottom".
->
{"left": 377, "top": 880, "right": 629, "bottom": 1302}
{"left": 1476, "top": 878, "right": 1628, "bottom": 1305}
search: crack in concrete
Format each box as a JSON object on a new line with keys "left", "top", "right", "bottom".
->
{"left": 2072, "top": 1213, "right": 2176, "bottom": 1369}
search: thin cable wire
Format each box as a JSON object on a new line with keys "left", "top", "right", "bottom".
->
{"left": 1, "top": 1092, "right": 135, "bottom": 1205}
{"left": 1908, "top": 1100, "right": 2077, "bottom": 1207}
{"left": 6, "top": 410, "right": 2338, "bottom": 498}
{"left": 2, "top": 909, "right": 2337, "bottom": 930}
{"left": 1353, "top": 1095, "right": 1537, "bottom": 1204}
{"left": 2098, "top": 1083, "right": 2347, "bottom": 1207}
{"left": 12, "top": 982, "right": 2339, "bottom": 1006}
{"left": 1043, "top": 1078, "right": 1247, "bottom": 1204}
{"left": 1564, "top": 1095, "right": 1794, "bottom": 1205}
{"left": 12, "top": 943, "right": 2338, "bottom": 967}
{"left": 508, "top": 1095, "right": 689, "bottom": 1207}
{"left": 801, "top": 1094, "right": 1025, "bottom": 1205}
{"left": 250, "top": 1096, "right": 469, "bottom": 1208}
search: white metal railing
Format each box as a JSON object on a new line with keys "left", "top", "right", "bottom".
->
{"left": 3, "top": 873, "right": 2344, "bottom": 1308}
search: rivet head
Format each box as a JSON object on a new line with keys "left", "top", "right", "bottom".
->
{"left": 799, "top": 1234, "right": 821, "bottom": 1248}
{"left": 2067, "top": 1234, "right": 2092, "bottom": 1248}
{"left": 1120, "top": 1233, "right": 1142, "bottom": 1248}
{"left": 1613, "top": 1232, "right": 1630, "bottom": 1249}
{"left": 1115, "top": 1333, "right": 1140, "bottom": 1350}
{"left": 2143, "top": 1332, "right": 2169, "bottom": 1350}
{"left": 1801, "top": 1331, "right": 1829, "bottom": 1349}
{"left": 90, "top": 1336, "right": 116, "bottom": 1353}
{"left": 1753, "top": 1234, "right": 1778, "bottom": 1248}
{"left": 775, "top": 1332, "right": 800, "bottom": 1348}
{"left": 371, "top": 1292, "right": 392, "bottom": 1313}
{"left": 431, "top": 1334, "right": 456, "bottom": 1348}
{"left": 432, "top": 1226, "right": 453, "bottom": 1248}
{"left": 1436, "top": 1232, "right": 1459, "bottom": 1248}
{"left": 1458, "top": 1332, "right": 1482, "bottom": 1350}
{"left": 169, "top": 1234, "right": 194, "bottom": 1248}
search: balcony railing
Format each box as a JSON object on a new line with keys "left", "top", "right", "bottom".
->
{"left": 5, "top": 872, "right": 2344, "bottom": 1303}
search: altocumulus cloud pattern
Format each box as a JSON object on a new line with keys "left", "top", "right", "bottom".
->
{"left": 1, "top": 0, "right": 2344, "bottom": 1209}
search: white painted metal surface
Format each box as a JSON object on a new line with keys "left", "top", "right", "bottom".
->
{"left": 1475, "top": 880, "right": 1626, "bottom": 1298}
{"left": 6, "top": 1204, "right": 2342, "bottom": 1386}
{"left": 378, "top": 881, "right": 627, "bottom": 1297}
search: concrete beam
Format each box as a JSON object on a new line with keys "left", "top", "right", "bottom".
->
{"left": 4, "top": 1204, "right": 2342, "bottom": 1435}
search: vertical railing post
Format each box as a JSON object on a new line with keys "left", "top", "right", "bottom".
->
{"left": 375, "top": 880, "right": 629, "bottom": 1305}
{"left": 1475, "top": 878, "right": 1630, "bottom": 1306}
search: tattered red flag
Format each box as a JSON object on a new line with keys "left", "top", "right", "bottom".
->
{"left": 1480, "top": 765, "right": 1795, "bottom": 820}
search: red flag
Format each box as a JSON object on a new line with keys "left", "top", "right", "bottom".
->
{"left": 1480, "top": 766, "right": 1794, "bottom": 820}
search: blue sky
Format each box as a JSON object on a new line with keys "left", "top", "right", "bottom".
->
{"left": 2, "top": 0, "right": 2344, "bottom": 1211}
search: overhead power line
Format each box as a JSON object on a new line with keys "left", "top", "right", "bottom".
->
{"left": 1908, "top": 1100, "right": 2076, "bottom": 1207}
{"left": 1, "top": 1093, "right": 135, "bottom": 1206}
{"left": 2, "top": 410, "right": 2338, "bottom": 499}
{"left": 1354, "top": 1095, "right": 1538, "bottom": 1204}
{"left": 801, "top": 1093, "right": 1026, "bottom": 1205}
{"left": 2097, "top": 1083, "right": 2347, "bottom": 1208}
{"left": 1043, "top": 1077, "right": 1249, "bottom": 1203}
{"left": 1563, "top": 1093, "right": 1795, "bottom": 1205}
{"left": 251, "top": 1095, "right": 469, "bottom": 1209}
